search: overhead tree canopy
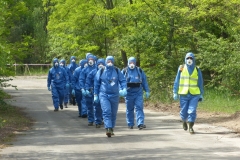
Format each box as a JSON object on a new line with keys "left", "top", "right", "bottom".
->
{"left": 1, "top": 0, "right": 240, "bottom": 102}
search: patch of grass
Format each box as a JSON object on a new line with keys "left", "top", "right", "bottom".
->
{"left": 0, "top": 100, "right": 34, "bottom": 148}
{"left": 198, "top": 89, "right": 240, "bottom": 114}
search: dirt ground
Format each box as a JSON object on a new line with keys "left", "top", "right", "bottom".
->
{"left": 145, "top": 101, "right": 240, "bottom": 134}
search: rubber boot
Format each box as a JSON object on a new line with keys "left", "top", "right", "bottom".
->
{"left": 189, "top": 122, "right": 195, "bottom": 134}
{"left": 110, "top": 128, "right": 114, "bottom": 136}
{"left": 183, "top": 121, "right": 188, "bottom": 131}
{"left": 106, "top": 128, "right": 111, "bottom": 137}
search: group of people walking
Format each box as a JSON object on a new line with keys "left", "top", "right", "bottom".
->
{"left": 47, "top": 52, "right": 204, "bottom": 137}
{"left": 47, "top": 53, "right": 150, "bottom": 137}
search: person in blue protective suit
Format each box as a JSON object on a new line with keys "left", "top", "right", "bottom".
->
{"left": 85, "top": 58, "right": 105, "bottom": 128}
{"left": 122, "top": 57, "right": 150, "bottom": 130}
{"left": 59, "top": 59, "right": 72, "bottom": 108}
{"left": 67, "top": 56, "right": 78, "bottom": 105}
{"left": 47, "top": 58, "right": 70, "bottom": 111}
{"left": 72, "top": 59, "right": 88, "bottom": 117}
{"left": 94, "top": 56, "right": 127, "bottom": 137}
{"left": 79, "top": 54, "right": 97, "bottom": 126}
{"left": 173, "top": 52, "right": 204, "bottom": 134}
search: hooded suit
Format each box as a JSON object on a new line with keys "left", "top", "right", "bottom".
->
{"left": 47, "top": 58, "right": 69, "bottom": 110}
{"left": 72, "top": 59, "right": 88, "bottom": 116}
{"left": 85, "top": 58, "right": 105, "bottom": 125}
{"left": 122, "top": 57, "right": 150, "bottom": 128}
{"left": 173, "top": 52, "right": 204, "bottom": 123}
{"left": 94, "top": 56, "right": 127, "bottom": 131}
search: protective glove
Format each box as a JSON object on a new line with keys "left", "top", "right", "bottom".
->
{"left": 66, "top": 83, "right": 70, "bottom": 88}
{"left": 72, "top": 89, "right": 75, "bottom": 96}
{"left": 85, "top": 90, "right": 90, "bottom": 96}
{"left": 199, "top": 95, "right": 203, "bottom": 102}
{"left": 119, "top": 88, "right": 127, "bottom": 97}
{"left": 94, "top": 95, "right": 99, "bottom": 103}
{"left": 48, "top": 87, "right": 51, "bottom": 91}
{"left": 81, "top": 89, "right": 86, "bottom": 96}
{"left": 173, "top": 93, "right": 178, "bottom": 100}
{"left": 145, "top": 92, "right": 150, "bottom": 99}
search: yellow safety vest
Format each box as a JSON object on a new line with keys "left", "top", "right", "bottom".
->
{"left": 178, "top": 64, "right": 200, "bottom": 95}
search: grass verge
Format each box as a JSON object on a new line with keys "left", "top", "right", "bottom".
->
{"left": 0, "top": 99, "right": 34, "bottom": 149}
{"left": 198, "top": 89, "right": 240, "bottom": 114}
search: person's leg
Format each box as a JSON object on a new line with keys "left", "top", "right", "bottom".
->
{"left": 110, "top": 96, "right": 119, "bottom": 128}
{"left": 58, "top": 87, "right": 65, "bottom": 110}
{"left": 75, "top": 89, "right": 82, "bottom": 116}
{"left": 81, "top": 96, "right": 87, "bottom": 117}
{"left": 51, "top": 86, "right": 59, "bottom": 111}
{"left": 135, "top": 94, "right": 144, "bottom": 129}
{"left": 187, "top": 95, "right": 200, "bottom": 134}
{"left": 63, "top": 86, "right": 69, "bottom": 108}
{"left": 68, "top": 85, "right": 73, "bottom": 105}
{"left": 125, "top": 96, "right": 135, "bottom": 128}
{"left": 94, "top": 101, "right": 102, "bottom": 127}
{"left": 99, "top": 93, "right": 112, "bottom": 128}
{"left": 179, "top": 95, "right": 190, "bottom": 121}
{"left": 85, "top": 96, "right": 94, "bottom": 125}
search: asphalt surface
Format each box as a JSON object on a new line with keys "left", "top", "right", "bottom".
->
{"left": 1, "top": 76, "right": 240, "bottom": 160}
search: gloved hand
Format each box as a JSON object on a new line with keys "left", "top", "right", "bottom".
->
{"left": 145, "top": 92, "right": 150, "bottom": 99}
{"left": 48, "top": 87, "right": 51, "bottom": 91}
{"left": 72, "top": 89, "right": 75, "bottom": 96}
{"left": 81, "top": 89, "right": 86, "bottom": 96}
{"left": 66, "top": 83, "right": 70, "bottom": 88}
{"left": 173, "top": 93, "right": 178, "bottom": 100}
{"left": 85, "top": 90, "right": 90, "bottom": 96}
{"left": 199, "top": 95, "right": 203, "bottom": 102}
{"left": 119, "top": 88, "right": 127, "bottom": 97}
{"left": 94, "top": 95, "right": 99, "bottom": 103}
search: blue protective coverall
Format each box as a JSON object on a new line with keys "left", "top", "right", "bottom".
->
{"left": 59, "top": 59, "right": 72, "bottom": 106}
{"left": 79, "top": 55, "right": 97, "bottom": 123}
{"left": 122, "top": 57, "right": 150, "bottom": 128}
{"left": 173, "top": 52, "right": 204, "bottom": 123}
{"left": 85, "top": 58, "right": 105, "bottom": 125}
{"left": 94, "top": 56, "right": 127, "bottom": 130}
{"left": 67, "top": 56, "right": 78, "bottom": 105}
{"left": 72, "top": 59, "right": 87, "bottom": 116}
{"left": 47, "top": 58, "right": 69, "bottom": 110}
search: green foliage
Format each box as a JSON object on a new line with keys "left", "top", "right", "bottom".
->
{"left": 1, "top": 0, "right": 240, "bottom": 107}
{"left": 198, "top": 88, "right": 240, "bottom": 114}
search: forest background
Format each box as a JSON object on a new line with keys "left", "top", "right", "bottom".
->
{"left": 1, "top": 0, "right": 240, "bottom": 114}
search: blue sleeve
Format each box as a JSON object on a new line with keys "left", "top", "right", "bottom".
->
{"left": 173, "top": 67, "right": 181, "bottom": 94}
{"left": 85, "top": 70, "right": 94, "bottom": 90}
{"left": 79, "top": 68, "right": 86, "bottom": 89}
{"left": 118, "top": 68, "right": 127, "bottom": 90}
{"left": 47, "top": 69, "right": 51, "bottom": 87}
{"left": 141, "top": 70, "right": 150, "bottom": 92}
{"left": 94, "top": 69, "right": 102, "bottom": 95}
{"left": 63, "top": 68, "right": 69, "bottom": 84}
{"left": 68, "top": 68, "right": 73, "bottom": 84}
{"left": 197, "top": 68, "right": 204, "bottom": 95}
{"left": 72, "top": 69, "right": 79, "bottom": 89}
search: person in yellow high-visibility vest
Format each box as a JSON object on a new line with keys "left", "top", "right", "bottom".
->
{"left": 173, "top": 52, "right": 204, "bottom": 134}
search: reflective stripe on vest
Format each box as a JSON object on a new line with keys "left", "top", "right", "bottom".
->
{"left": 178, "top": 64, "right": 200, "bottom": 95}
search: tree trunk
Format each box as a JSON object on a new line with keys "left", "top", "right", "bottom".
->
{"left": 121, "top": 50, "right": 128, "bottom": 67}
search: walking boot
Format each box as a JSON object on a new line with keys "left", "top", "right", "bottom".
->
{"left": 60, "top": 104, "right": 63, "bottom": 110}
{"left": 183, "top": 121, "right": 188, "bottom": 131}
{"left": 110, "top": 128, "right": 114, "bottom": 136}
{"left": 64, "top": 103, "right": 68, "bottom": 108}
{"left": 106, "top": 128, "right": 111, "bottom": 137}
{"left": 189, "top": 122, "right": 195, "bottom": 134}
{"left": 88, "top": 122, "right": 94, "bottom": 126}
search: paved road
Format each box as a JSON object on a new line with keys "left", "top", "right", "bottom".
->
{"left": 1, "top": 76, "right": 240, "bottom": 160}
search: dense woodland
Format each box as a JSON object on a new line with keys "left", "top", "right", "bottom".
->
{"left": 1, "top": 0, "right": 240, "bottom": 102}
